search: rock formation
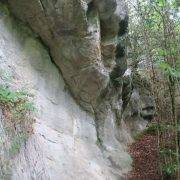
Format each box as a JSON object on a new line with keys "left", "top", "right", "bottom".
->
{"left": 7, "top": 0, "right": 128, "bottom": 113}
{"left": 0, "top": 1, "right": 155, "bottom": 179}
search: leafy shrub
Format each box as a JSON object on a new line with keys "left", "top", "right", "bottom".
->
{"left": 162, "top": 162, "right": 180, "bottom": 176}
{"left": 0, "top": 85, "right": 36, "bottom": 114}
{"left": 0, "top": 85, "right": 36, "bottom": 156}
{"left": 9, "top": 133, "right": 28, "bottom": 156}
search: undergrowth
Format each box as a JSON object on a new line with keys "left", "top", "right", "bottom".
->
{"left": 0, "top": 85, "right": 36, "bottom": 178}
{"left": 133, "top": 123, "right": 180, "bottom": 178}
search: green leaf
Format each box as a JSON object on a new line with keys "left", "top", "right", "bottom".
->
{"left": 176, "top": 125, "right": 180, "bottom": 132}
{"left": 158, "top": 61, "right": 171, "bottom": 70}
{"left": 158, "top": 49, "right": 167, "bottom": 56}
{"left": 157, "top": 0, "right": 166, "bottom": 7}
{"left": 163, "top": 162, "right": 180, "bottom": 175}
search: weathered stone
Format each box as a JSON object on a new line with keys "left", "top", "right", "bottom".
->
{"left": 123, "top": 70, "right": 155, "bottom": 137}
{"left": 7, "top": 0, "right": 133, "bottom": 163}
{"left": 0, "top": 2, "right": 133, "bottom": 179}
{"left": 0, "top": 1, "right": 155, "bottom": 179}
{"left": 8, "top": 0, "right": 128, "bottom": 113}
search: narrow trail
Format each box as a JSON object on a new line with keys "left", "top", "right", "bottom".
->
{"left": 127, "top": 134, "right": 161, "bottom": 180}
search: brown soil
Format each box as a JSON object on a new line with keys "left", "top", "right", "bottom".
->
{"left": 126, "top": 134, "right": 162, "bottom": 180}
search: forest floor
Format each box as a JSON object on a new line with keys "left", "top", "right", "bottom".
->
{"left": 126, "top": 133, "right": 162, "bottom": 180}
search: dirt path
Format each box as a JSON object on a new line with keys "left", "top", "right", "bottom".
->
{"left": 127, "top": 134, "right": 161, "bottom": 180}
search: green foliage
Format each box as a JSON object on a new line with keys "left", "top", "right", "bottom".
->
{"left": 144, "top": 124, "right": 159, "bottom": 134}
{"left": 127, "top": 0, "right": 179, "bottom": 178}
{"left": 0, "top": 86, "right": 36, "bottom": 123}
{"left": 0, "top": 85, "right": 35, "bottom": 155}
{"left": 160, "top": 148, "right": 180, "bottom": 157}
{"left": 145, "top": 123, "right": 180, "bottom": 134}
{"left": 0, "top": 86, "right": 20, "bottom": 104}
{"left": 12, "top": 101, "right": 36, "bottom": 120}
{"left": 9, "top": 133, "right": 28, "bottom": 156}
{"left": 156, "top": 61, "right": 180, "bottom": 78}
{"left": 134, "top": 123, "right": 179, "bottom": 140}
{"left": 162, "top": 162, "right": 180, "bottom": 176}
{"left": 0, "top": 86, "right": 31, "bottom": 104}
{"left": 153, "top": 0, "right": 166, "bottom": 7}
{"left": 0, "top": 85, "right": 36, "bottom": 112}
{"left": 176, "top": 125, "right": 180, "bottom": 132}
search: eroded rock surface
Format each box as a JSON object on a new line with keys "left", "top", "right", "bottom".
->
{"left": 0, "top": 2, "right": 132, "bottom": 179}
{"left": 8, "top": 0, "right": 128, "bottom": 112}
{"left": 0, "top": 1, "right": 155, "bottom": 179}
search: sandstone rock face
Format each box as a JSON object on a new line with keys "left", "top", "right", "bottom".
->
{"left": 8, "top": 0, "right": 128, "bottom": 113}
{"left": 0, "top": 1, "right": 154, "bottom": 179}
{"left": 0, "top": 2, "right": 132, "bottom": 179}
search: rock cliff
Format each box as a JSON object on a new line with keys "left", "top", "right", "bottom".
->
{"left": 0, "top": 1, "right": 154, "bottom": 179}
